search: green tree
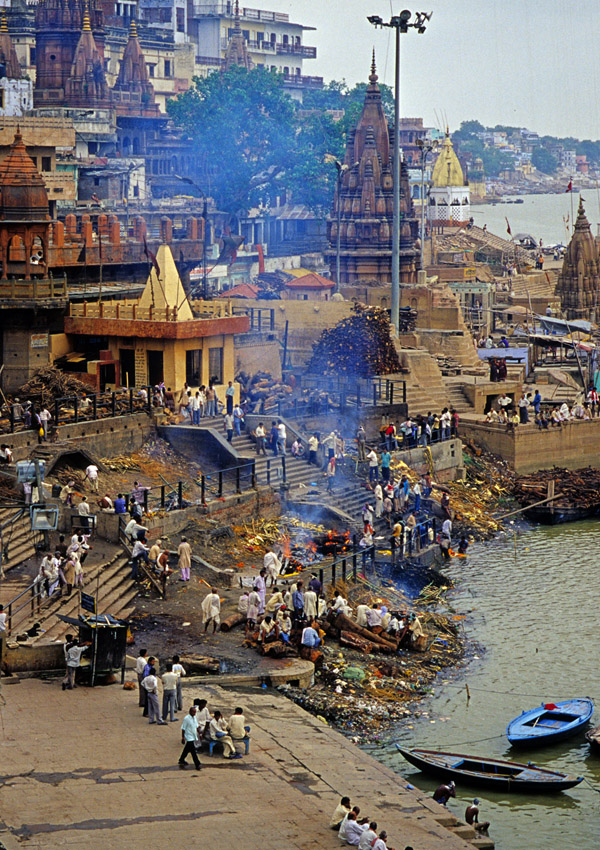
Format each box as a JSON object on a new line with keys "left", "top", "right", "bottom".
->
{"left": 288, "top": 111, "right": 346, "bottom": 217}
{"left": 532, "top": 145, "right": 558, "bottom": 174}
{"left": 167, "top": 66, "right": 297, "bottom": 216}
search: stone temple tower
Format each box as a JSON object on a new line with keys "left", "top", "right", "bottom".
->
{"left": 557, "top": 198, "right": 600, "bottom": 320}
{"left": 326, "top": 53, "right": 419, "bottom": 286}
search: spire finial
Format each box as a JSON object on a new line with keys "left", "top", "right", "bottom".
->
{"left": 368, "top": 48, "right": 378, "bottom": 85}
{"left": 129, "top": 16, "right": 138, "bottom": 38}
{"left": 82, "top": 0, "right": 91, "bottom": 31}
{"left": 0, "top": 10, "right": 8, "bottom": 33}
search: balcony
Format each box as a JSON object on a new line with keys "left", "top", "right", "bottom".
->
{"left": 276, "top": 43, "right": 316, "bottom": 58}
{"left": 193, "top": 3, "right": 289, "bottom": 22}
{"left": 283, "top": 73, "right": 323, "bottom": 88}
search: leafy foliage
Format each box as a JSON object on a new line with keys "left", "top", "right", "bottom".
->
{"left": 167, "top": 70, "right": 396, "bottom": 218}
{"left": 167, "top": 66, "right": 296, "bottom": 216}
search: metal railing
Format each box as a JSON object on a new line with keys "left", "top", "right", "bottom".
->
{"left": 233, "top": 306, "right": 275, "bottom": 333}
{"left": 4, "top": 578, "right": 43, "bottom": 635}
{"left": 198, "top": 457, "right": 288, "bottom": 503}
{"left": 1, "top": 388, "right": 152, "bottom": 434}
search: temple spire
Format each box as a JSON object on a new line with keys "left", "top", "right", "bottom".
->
{"left": 82, "top": 1, "right": 91, "bottom": 31}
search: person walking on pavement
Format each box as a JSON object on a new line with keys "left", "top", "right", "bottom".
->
{"left": 179, "top": 706, "right": 202, "bottom": 769}
{"left": 201, "top": 587, "right": 221, "bottom": 633}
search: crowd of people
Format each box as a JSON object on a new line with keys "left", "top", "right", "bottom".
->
{"left": 329, "top": 795, "right": 406, "bottom": 849}
{"left": 484, "top": 385, "right": 600, "bottom": 431}
{"left": 35, "top": 532, "right": 92, "bottom": 601}
{"left": 235, "top": 549, "right": 428, "bottom": 657}
{"left": 134, "top": 649, "right": 250, "bottom": 768}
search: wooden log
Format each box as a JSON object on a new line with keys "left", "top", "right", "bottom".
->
{"left": 179, "top": 654, "right": 221, "bottom": 675}
{"left": 220, "top": 612, "right": 245, "bottom": 633}
{"left": 300, "top": 646, "right": 323, "bottom": 668}
{"left": 333, "top": 613, "right": 398, "bottom": 650}
{"left": 340, "top": 630, "right": 375, "bottom": 654}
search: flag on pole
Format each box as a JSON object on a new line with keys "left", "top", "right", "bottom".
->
{"left": 143, "top": 237, "right": 160, "bottom": 278}
{"left": 566, "top": 179, "right": 573, "bottom": 192}
{"left": 505, "top": 217, "right": 512, "bottom": 237}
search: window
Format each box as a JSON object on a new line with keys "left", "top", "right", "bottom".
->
{"left": 208, "top": 347, "right": 223, "bottom": 384}
{"left": 176, "top": 7, "right": 184, "bottom": 32}
{"left": 0, "top": 90, "right": 4, "bottom": 110}
{"left": 42, "top": 156, "right": 51, "bottom": 172}
{"left": 186, "top": 349, "right": 202, "bottom": 385}
{"left": 94, "top": 177, "right": 100, "bottom": 186}
{"left": 133, "top": 184, "right": 139, "bottom": 197}
{"left": 147, "top": 63, "right": 155, "bottom": 77}
{"left": 256, "top": 31, "right": 264, "bottom": 42}
{"left": 283, "top": 34, "right": 288, "bottom": 45}
{"left": 242, "top": 29, "right": 249, "bottom": 39}
{"left": 164, "top": 59, "right": 171, "bottom": 77}
{"left": 29, "top": 46, "right": 36, "bottom": 64}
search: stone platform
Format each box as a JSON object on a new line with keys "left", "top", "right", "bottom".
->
{"left": 0, "top": 677, "right": 492, "bottom": 850}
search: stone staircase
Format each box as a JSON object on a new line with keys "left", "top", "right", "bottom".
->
{"left": 230, "top": 430, "right": 327, "bottom": 494}
{"left": 0, "top": 506, "right": 38, "bottom": 573}
{"left": 7, "top": 549, "right": 137, "bottom": 644}
{"left": 442, "top": 377, "right": 476, "bottom": 414}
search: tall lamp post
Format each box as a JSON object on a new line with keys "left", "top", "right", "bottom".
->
{"left": 368, "top": 10, "right": 432, "bottom": 334}
{"left": 174, "top": 174, "right": 210, "bottom": 299}
{"left": 416, "top": 137, "right": 435, "bottom": 270}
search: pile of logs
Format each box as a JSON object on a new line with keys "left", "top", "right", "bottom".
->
{"left": 513, "top": 466, "right": 600, "bottom": 508}
{"left": 306, "top": 303, "right": 402, "bottom": 377}
{"left": 237, "top": 371, "right": 293, "bottom": 413}
{"left": 331, "top": 612, "right": 398, "bottom": 654}
{"left": 18, "top": 367, "right": 91, "bottom": 403}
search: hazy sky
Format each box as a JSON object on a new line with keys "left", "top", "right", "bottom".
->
{"left": 278, "top": 0, "right": 600, "bottom": 140}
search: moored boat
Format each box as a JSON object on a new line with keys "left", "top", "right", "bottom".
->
{"left": 523, "top": 503, "right": 599, "bottom": 525}
{"left": 507, "top": 698, "right": 594, "bottom": 746}
{"left": 396, "top": 745, "right": 583, "bottom": 792}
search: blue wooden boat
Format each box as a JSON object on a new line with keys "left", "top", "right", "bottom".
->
{"left": 395, "top": 746, "right": 583, "bottom": 792}
{"left": 507, "top": 698, "right": 594, "bottom": 746}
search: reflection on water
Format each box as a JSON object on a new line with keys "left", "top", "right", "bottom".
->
{"left": 372, "top": 521, "right": 600, "bottom": 850}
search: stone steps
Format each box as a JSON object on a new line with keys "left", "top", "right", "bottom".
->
{"left": 230, "top": 432, "right": 325, "bottom": 492}
{"left": 0, "top": 507, "right": 38, "bottom": 573}
{"left": 14, "top": 552, "right": 135, "bottom": 643}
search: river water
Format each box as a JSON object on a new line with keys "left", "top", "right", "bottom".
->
{"left": 370, "top": 520, "right": 600, "bottom": 850}
{"left": 470, "top": 192, "right": 600, "bottom": 247}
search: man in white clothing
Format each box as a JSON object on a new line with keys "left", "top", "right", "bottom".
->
{"left": 85, "top": 463, "right": 99, "bottom": 492}
{"left": 358, "top": 823, "right": 378, "bottom": 850}
{"left": 209, "top": 711, "right": 240, "bottom": 759}
{"left": 303, "top": 587, "right": 318, "bottom": 620}
{"left": 344, "top": 814, "right": 368, "bottom": 846}
{"left": 201, "top": 588, "right": 221, "bottom": 633}
{"left": 372, "top": 830, "right": 389, "bottom": 850}
{"left": 227, "top": 706, "right": 249, "bottom": 754}
{"left": 179, "top": 707, "right": 202, "bottom": 770}
{"left": 355, "top": 603, "right": 370, "bottom": 628}
{"left": 264, "top": 548, "right": 281, "bottom": 586}
{"left": 366, "top": 604, "right": 382, "bottom": 629}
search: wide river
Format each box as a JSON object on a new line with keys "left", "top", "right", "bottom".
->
{"left": 370, "top": 520, "right": 600, "bottom": 850}
{"left": 470, "top": 192, "right": 600, "bottom": 247}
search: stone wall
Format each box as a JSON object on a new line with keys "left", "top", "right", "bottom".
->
{"left": 460, "top": 416, "right": 600, "bottom": 474}
{"left": 3, "top": 413, "right": 153, "bottom": 462}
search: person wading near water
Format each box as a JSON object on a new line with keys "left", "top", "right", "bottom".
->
{"left": 465, "top": 799, "right": 490, "bottom": 834}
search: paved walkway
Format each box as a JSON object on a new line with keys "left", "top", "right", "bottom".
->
{"left": 0, "top": 676, "right": 489, "bottom": 850}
